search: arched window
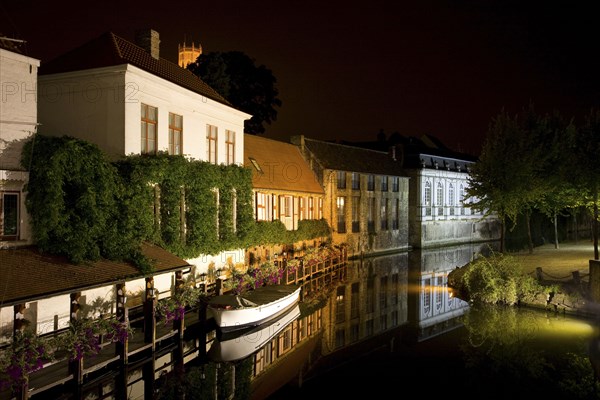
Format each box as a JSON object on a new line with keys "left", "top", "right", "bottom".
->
{"left": 423, "top": 278, "right": 431, "bottom": 316}
{"left": 448, "top": 183, "right": 455, "bottom": 216}
{"left": 436, "top": 182, "right": 443, "bottom": 216}
{"left": 424, "top": 181, "right": 432, "bottom": 216}
{"left": 459, "top": 184, "right": 465, "bottom": 215}
{"left": 436, "top": 276, "right": 444, "bottom": 310}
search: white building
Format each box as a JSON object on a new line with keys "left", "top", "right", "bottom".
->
{"left": 37, "top": 29, "right": 252, "bottom": 273}
{"left": 336, "top": 134, "right": 501, "bottom": 249}
{"left": 0, "top": 37, "right": 200, "bottom": 398}
{"left": 403, "top": 135, "right": 501, "bottom": 248}
{"left": 0, "top": 38, "right": 39, "bottom": 248}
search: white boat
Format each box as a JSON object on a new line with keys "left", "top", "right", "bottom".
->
{"left": 208, "top": 304, "right": 301, "bottom": 362}
{"left": 208, "top": 284, "right": 301, "bottom": 332}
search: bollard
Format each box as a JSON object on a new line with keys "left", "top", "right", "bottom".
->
{"left": 572, "top": 270, "right": 581, "bottom": 285}
{"left": 590, "top": 260, "right": 600, "bottom": 302}
{"left": 535, "top": 267, "right": 543, "bottom": 281}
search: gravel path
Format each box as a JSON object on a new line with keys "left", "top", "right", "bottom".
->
{"left": 510, "top": 240, "right": 597, "bottom": 281}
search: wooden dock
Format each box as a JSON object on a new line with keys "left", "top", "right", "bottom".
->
{"left": 1, "top": 247, "right": 348, "bottom": 400}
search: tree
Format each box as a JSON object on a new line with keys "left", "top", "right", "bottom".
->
{"left": 533, "top": 111, "right": 580, "bottom": 249}
{"left": 188, "top": 51, "right": 282, "bottom": 135}
{"left": 513, "top": 105, "right": 548, "bottom": 253}
{"left": 569, "top": 108, "right": 600, "bottom": 260}
{"left": 466, "top": 108, "right": 544, "bottom": 253}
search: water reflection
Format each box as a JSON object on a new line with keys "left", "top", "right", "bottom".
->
{"left": 53, "top": 241, "right": 600, "bottom": 399}
{"left": 208, "top": 304, "right": 302, "bottom": 363}
{"left": 460, "top": 304, "right": 598, "bottom": 399}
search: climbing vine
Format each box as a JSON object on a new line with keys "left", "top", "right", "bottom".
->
{"left": 251, "top": 219, "right": 331, "bottom": 245}
{"left": 21, "top": 135, "right": 143, "bottom": 266}
{"left": 22, "top": 135, "right": 331, "bottom": 272}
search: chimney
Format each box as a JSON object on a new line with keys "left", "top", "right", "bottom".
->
{"left": 290, "top": 135, "right": 305, "bottom": 153}
{"left": 389, "top": 146, "right": 396, "bottom": 161}
{"left": 135, "top": 29, "right": 160, "bottom": 59}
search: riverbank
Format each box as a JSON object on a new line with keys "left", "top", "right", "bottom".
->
{"left": 511, "top": 240, "right": 600, "bottom": 318}
{"left": 452, "top": 240, "right": 600, "bottom": 319}
{"left": 510, "top": 240, "right": 595, "bottom": 281}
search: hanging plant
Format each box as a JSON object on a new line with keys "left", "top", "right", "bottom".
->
{"left": 224, "top": 261, "right": 286, "bottom": 295}
{"left": 0, "top": 317, "right": 132, "bottom": 391}
{"left": 56, "top": 317, "right": 132, "bottom": 361}
{"left": 0, "top": 331, "right": 53, "bottom": 392}
{"left": 155, "top": 285, "right": 207, "bottom": 324}
{"left": 303, "top": 246, "right": 335, "bottom": 267}
{"left": 286, "top": 258, "right": 301, "bottom": 274}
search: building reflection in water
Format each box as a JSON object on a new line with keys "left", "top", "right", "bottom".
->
{"left": 406, "top": 241, "right": 499, "bottom": 342}
{"left": 214, "top": 242, "right": 500, "bottom": 399}
{"left": 35, "top": 243, "right": 502, "bottom": 399}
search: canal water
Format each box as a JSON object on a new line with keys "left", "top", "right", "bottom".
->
{"left": 153, "top": 241, "right": 600, "bottom": 400}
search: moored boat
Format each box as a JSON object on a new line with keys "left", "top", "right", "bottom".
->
{"left": 208, "top": 303, "right": 301, "bottom": 362}
{"left": 208, "top": 284, "right": 301, "bottom": 332}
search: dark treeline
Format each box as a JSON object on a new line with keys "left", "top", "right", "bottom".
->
{"left": 466, "top": 105, "right": 600, "bottom": 258}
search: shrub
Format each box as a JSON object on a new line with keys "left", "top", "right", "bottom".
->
{"left": 462, "top": 251, "right": 549, "bottom": 305}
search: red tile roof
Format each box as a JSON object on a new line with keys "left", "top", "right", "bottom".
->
{"left": 244, "top": 134, "right": 324, "bottom": 194}
{"left": 39, "top": 31, "right": 230, "bottom": 106}
{"left": 0, "top": 243, "right": 190, "bottom": 306}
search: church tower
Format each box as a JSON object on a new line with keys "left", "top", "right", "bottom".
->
{"left": 178, "top": 39, "right": 202, "bottom": 68}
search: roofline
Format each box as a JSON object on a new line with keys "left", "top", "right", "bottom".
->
{"left": 322, "top": 167, "right": 409, "bottom": 178}
{"left": 0, "top": 47, "right": 40, "bottom": 65}
{"left": 252, "top": 187, "right": 325, "bottom": 195}
{"left": 304, "top": 137, "right": 391, "bottom": 155}
{"left": 2, "top": 263, "right": 191, "bottom": 307}
{"left": 416, "top": 153, "right": 476, "bottom": 164}
{"left": 38, "top": 63, "right": 252, "bottom": 120}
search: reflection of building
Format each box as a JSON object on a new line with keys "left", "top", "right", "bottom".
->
{"left": 323, "top": 253, "right": 409, "bottom": 351}
{"left": 291, "top": 135, "right": 411, "bottom": 257}
{"left": 178, "top": 40, "right": 202, "bottom": 68}
{"left": 0, "top": 37, "right": 39, "bottom": 247}
{"left": 407, "top": 242, "right": 499, "bottom": 341}
{"left": 0, "top": 244, "right": 195, "bottom": 398}
{"left": 250, "top": 306, "right": 323, "bottom": 398}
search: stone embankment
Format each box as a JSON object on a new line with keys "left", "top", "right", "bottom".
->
{"left": 516, "top": 241, "right": 600, "bottom": 319}
{"left": 449, "top": 241, "right": 600, "bottom": 319}
{"left": 525, "top": 280, "right": 598, "bottom": 319}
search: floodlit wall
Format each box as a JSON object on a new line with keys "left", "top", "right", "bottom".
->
{"left": 38, "top": 65, "right": 248, "bottom": 164}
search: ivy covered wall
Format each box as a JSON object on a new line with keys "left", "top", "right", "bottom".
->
{"left": 22, "top": 135, "right": 331, "bottom": 272}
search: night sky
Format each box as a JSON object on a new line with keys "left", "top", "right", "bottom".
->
{"left": 2, "top": 0, "right": 600, "bottom": 156}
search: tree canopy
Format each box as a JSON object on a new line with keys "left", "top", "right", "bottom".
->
{"left": 466, "top": 108, "right": 544, "bottom": 252}
{"left": 570, "top": 108, "right": 600, "bottom": 259}
{"left": 188, "top": 51, "right": 282, "bottom": 135}
{"left": 467, "top": 105, "right": 600, "bottom": 257}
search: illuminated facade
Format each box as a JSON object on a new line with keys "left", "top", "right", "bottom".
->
{"left": 178, "top": 40, "right": 202, "bottom": 68}
{"left": 291, "top": 135, "right": 411, "bottom": 257}
{"left": 245, "top": 134, "right": 324, "bottom": 229}
{"left": 328, "top": 134, "right": 502, "bottom": 249}
{"left": 37, "top": 29, "right": 251, "bottom": 273}
{"left": 0, "top": 38, "right": 39, "bottom": 248}
{"left": 402, "top": 135, "right": 501, "bottom": 248}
